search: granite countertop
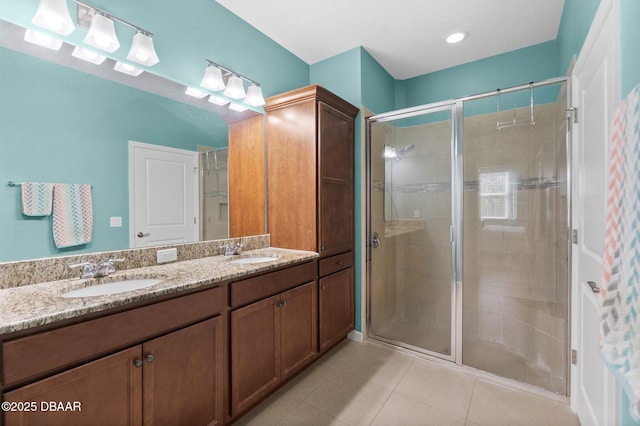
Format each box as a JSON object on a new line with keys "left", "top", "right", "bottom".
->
{"left": 0, "top": 248, "right": 318, "bottom": 336}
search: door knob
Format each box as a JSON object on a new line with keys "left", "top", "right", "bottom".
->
{"left": 137, "top": 232, "right": 150, "bottom": 238}
{"left": 586, "top": 281, "right": 600, "bottom": 294}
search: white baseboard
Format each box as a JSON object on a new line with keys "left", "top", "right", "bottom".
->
{"left": 348, "top": 330, "right": 363, "bottom": 342}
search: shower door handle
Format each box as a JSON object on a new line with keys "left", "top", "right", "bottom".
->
{"left": 372, "top": 232, "right": 381, "bottom": 248}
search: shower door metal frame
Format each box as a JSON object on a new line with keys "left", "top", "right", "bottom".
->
{"left": 365, "top": 101, "right": 464, "bottom": 363}
{"left": 366, "top": 75, "right": 572, "bottom": 376}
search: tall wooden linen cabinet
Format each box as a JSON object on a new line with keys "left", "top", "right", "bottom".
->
{"left": 264, "top": 85, "right": 359, "bottom": 352}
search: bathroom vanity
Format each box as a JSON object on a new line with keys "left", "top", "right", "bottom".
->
{"left": 0, "top": 243, "right": 353, "bottom": 425}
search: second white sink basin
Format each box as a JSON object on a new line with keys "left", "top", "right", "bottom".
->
{"left": 61, "top": 279, "right": 163, "bottom": 298}
{"left": 228, "top": 256, "right": 279, "bottom": 265}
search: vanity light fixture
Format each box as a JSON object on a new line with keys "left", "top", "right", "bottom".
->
{"left": 127, "top": 31, "right": 159, "bottom": 66}
{"left": 224, "top": 75, "right": 246, "bottom": 100}
{"left": 185, "top": 87, "right": 208, "bottom": 99}
{"left": 208, "top": 95, "right": 229, "bottom": 106}
{"left": 114, "top": 61, "right": 143, "bottom": 76}
{"left": 228, "top": 103, "right": 248, "bottom": 112}
{"left": 83, "top": 12, "right": 120, "bottom": 53}
{"left": 201, "top": 60, "right": 265, "bottom": 106}
{"left": 75, "top": 0, "right": 159, "bottom": 64}
{"left": 200, "top": 64, "right": 225, "bottom": 91}
{"left": 244, "top": 84, "right": 265, "bottom": 107}
{"left": 24, "top": 28, "right": 63, "bottom": 50}
{"left": 71, "top": 45, "right": 107, "bottom": 64}
{"left": 31, "top": 0, "right": 75, "bottom": 36}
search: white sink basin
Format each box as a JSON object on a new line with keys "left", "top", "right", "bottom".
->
{"left": 61, "top": 279, "right": 163, "bottom": 298}
{"left": 228, "top": 256, "right": 279, "bottom": 265}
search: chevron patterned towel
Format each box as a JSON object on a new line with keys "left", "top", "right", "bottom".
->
{"left": 52, "top": 184, "right": 93, "bottom": 249}
{"left": 21, "top": 182, "right": 54, "bottom": 216}
{"left": 600, "top": 83, "right": 640, "bottom": 421}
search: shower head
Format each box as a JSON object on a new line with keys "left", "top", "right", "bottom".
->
{"left": 398, "top": 144, "right": 415, "bottom": 156}
{"left": 384, "top": 143, "right": 415, "bottom": 160}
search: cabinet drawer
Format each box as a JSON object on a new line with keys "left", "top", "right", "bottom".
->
{"left": 2, "top": 286, "right": 224, "bottom": 389}
{"left": 230, "top": 261, "right": 316, "bottom": 308}
{"left": 319, "top": 252, "right": 353, "bottom": 277}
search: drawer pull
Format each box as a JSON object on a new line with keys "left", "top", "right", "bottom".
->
{"left": 336, "top": 260, "right": 342, "bottom": 265}
{"left": 146, "top": 354, "right": 155, "bottom": 363}
{"left": 134, "top": 359, "right": 143, "bottom": 368}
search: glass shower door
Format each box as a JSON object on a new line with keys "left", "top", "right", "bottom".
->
{"left": 367, "top": 103, "right": 460, "bottom": 360}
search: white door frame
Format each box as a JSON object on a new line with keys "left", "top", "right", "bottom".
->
{"left": 570, "top": 0, "right": 621, "bottom": 423}
{"left": 128, "top": 141, "right": 199, "bottom": 248}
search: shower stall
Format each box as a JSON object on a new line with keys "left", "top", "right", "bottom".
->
{"left": 366, "top": 77, "right": 570, "bottom": 394}
{"left": 199, "top": 147, "right": 229, "bottom": 241}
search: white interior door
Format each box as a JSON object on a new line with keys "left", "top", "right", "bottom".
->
{"left": 129, "top": 141, "right": 198, "bottom": 248}
{"left": 570, "top": 0, "right": 621, "bottom": 424}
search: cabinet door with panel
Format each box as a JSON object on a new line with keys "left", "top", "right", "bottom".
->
{"left": 230, "top": 280, "right": 318, "bottom": 417}
{"left": 3, "top": 346, "right": 142, "bottom": 426}
{"left": 230, "top": 295, "right": 279, "bottom": 416}
{"left": 279, "top": 281, "right": 318, "bottom": 380}
{"left": 3, "top": 318, "right": 223, "bottom": 426}
{"left": 143, "top": 317, "right": 223, "bottom": 426}
{"left": 318, "top": 101, "right": 355, "bottom": 257}
{"left": 319, "top": 267, "right": 355, "bottom": 353}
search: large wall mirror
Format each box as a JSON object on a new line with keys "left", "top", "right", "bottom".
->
{"left": 0, "top": 20, "right": 265, "bottom": 263}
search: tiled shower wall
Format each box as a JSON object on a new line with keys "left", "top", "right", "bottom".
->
{"left": 369, "top": 94, "right": 568, "bottom": 394}
{"left": 462, "top": 101, "right": 568, "bottom": 394}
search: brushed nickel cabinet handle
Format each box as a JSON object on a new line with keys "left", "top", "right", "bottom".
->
{"left": 134, "top": 359, "right": 143, "bottom": 368}
{"left": 146, "top": 354, "right": 154, "bottom": 363}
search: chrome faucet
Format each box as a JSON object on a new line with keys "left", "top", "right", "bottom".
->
{"left": 220, "top": 243, "right": 244, "bottom": 256}
{"left": 69, "top": 258, "right": 126, "bottom": 278}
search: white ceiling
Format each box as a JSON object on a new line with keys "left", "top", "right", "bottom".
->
{"left": 216, "top": 0, "right": 565, "bottom": 80}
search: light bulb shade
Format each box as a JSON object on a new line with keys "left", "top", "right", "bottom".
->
{"left": 208, "top": 95, "right": 229, "bottom": 106}
{"left": 72, "top": 46, "right": 107, "bottom": 64}
{"left": 32, "top": 0, "right": 75, "bottom": 36}
{"left": 244, "top": 84, "right": 265, "bottom": 106}
{"left": 24, "top": 28, "right": 63, "bottom": 50}
{"left": 114, "top": 61, "right": 143, "bottom": 76}
{"left": 229, "top": 103, "right": 248, "bottom": 112}
{"left": 84, "top": 13, "right": 120, "bottom": 53}
{"left": 185, "top": 87, "right": 208, "bottom": 99}
{"left": 200, "top": 66, "right": 225, "bottom": 91}
{"left": 223, "top": 75, "right": 246, "bottom": 100}
{"left": 127, "top": 32, "right": 159, "bottom": 66}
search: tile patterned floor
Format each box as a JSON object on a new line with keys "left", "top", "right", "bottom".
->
{"left": 235, "top": 340, "right": 580, "bottom": 426}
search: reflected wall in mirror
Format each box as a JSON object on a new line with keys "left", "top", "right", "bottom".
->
{"left": 0, "top": 31, "right": 264, "bottom": 263}
{"left": 199, "top": 146, "right": 229, "bottom": 241}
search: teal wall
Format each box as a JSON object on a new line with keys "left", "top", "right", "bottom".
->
{"left": 360, "top": 49, "right": 396, "bottom": 115}
{"left": 400, "top": 40, "right": 559, "bottom": 112}
{"left": 0, "top": 47, "right": 229, "bottom": 261}
{"left": 557, "top": 0, "right": 601, "bottom": 75}
{"left": 0, "top": 0, "right": 309, "bottom": 100}
{"left": 620, "top": 0, "right": 640, "bottom": 98}
{"left": 0, "top": 0, "right": 310, "bottom": 261}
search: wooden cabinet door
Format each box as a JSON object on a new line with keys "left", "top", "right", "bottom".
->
{"left": 279, "top": 281, "right": 318, "bottom": 380}
{"left": 142, "top": 318, "right": 222, "bottom": 426}
{"left": 3, "top": 346, "right": 142, "bottom": 426}
{"left": 230, "top": 296, "right": 279, "bottom": 416}
{"left": 319, "top": 267, "right": 355, "bottom": 352}
{"left": 318, "top": 102, "right": 354, "bottom": 257}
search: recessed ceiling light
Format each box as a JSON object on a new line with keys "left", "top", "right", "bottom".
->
{"left": 446, "top": 31, "right": 468, "bottom": 44}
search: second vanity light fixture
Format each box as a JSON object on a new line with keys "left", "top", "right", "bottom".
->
{"left": 200, "top": 60, "right": 265, "bottom": 107}
{"left": 29, "top": 0, "right": 159, "bottom": 71}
